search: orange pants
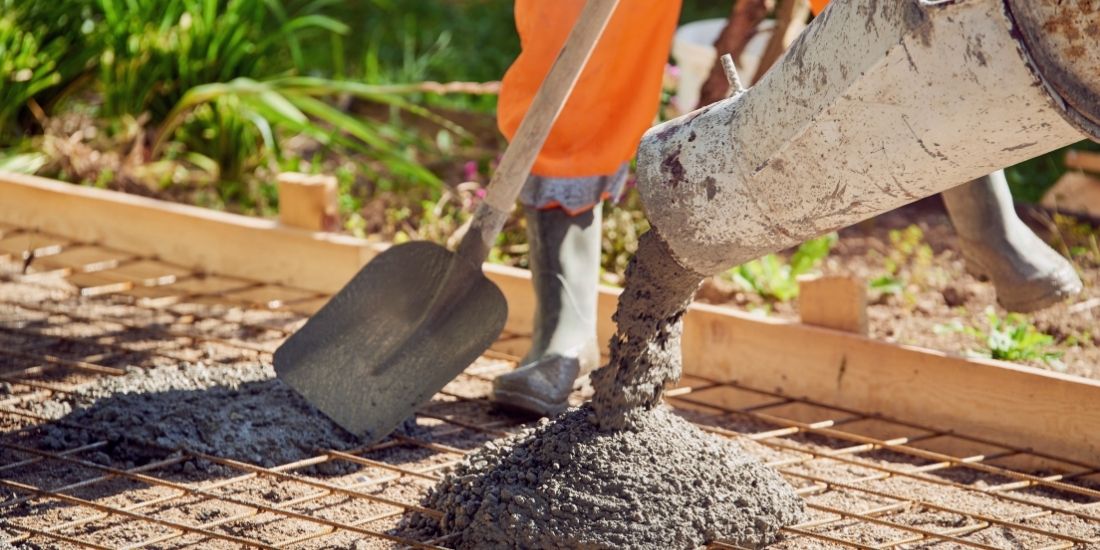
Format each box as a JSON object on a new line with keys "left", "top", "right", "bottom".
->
{"left": 498, "top": 0, "right": 683, "bottom": 179}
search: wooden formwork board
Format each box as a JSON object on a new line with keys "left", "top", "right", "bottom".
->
{"left": 1, "top": 170, "right": 1098, "bottom": 467}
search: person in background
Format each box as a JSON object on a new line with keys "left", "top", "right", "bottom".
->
{"left": 490, "top": 0, "right": 1080, "bottom": 418}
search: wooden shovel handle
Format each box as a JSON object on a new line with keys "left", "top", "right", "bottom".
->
{"left": 457, "top": 0, "right": 620, "bottom": 264}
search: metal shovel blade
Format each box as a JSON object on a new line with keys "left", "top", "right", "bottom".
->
{"left": 274, "top": 241, "right": 507, "bottom": 443}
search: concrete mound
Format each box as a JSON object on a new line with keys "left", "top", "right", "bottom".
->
{"left": 29, "top": 363, "right": 364, "bottom": 471}
{"left": 417, "top": 405, "right": 805, "bottom": 549}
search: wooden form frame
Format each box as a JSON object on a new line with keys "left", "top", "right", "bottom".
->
{"left": 1, "top": 171, "right": 1097, "bottom": 466}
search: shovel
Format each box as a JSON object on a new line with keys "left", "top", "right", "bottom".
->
{"left": 274, "top": 0, "right": 621, "bottom": 443}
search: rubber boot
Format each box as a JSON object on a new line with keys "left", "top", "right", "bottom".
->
{"left": 491, "top": 204, "right": 603, "bottom": 417}
{"left": 942, "top": 171, "right": 1082, "bottom": 313}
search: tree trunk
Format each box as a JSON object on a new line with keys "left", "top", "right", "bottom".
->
{"left": 695, "top": 0, "right": 772, "bottom": 109}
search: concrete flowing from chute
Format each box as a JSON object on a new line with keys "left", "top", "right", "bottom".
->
{"left": 415, "top": 231, "right": 805, "bottom": 548}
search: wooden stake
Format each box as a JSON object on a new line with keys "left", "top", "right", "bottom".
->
{"left": 1041, "top": 172, "right": 1100, "bottom": 218}
{"left": 1065, "top": 149, "right": 1100, "bottom": 175}
{"left": 276, "top": 173, "right": 339, "bottom": 232}
{"left": 797, "top": 274, "right": 868, "bottom": 335}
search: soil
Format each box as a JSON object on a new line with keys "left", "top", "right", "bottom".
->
{"left": 696, "top": 198, "right": 1100, "bottom": 380}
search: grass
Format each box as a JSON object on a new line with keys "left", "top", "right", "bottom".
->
{"left": 92, "top": 0, "right": 348, "bottom": 123}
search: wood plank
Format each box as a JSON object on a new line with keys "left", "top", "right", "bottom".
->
{"left": 1065, "top": 149, "right": 1100, "bottom": 174}
{"left": 1041, "top": 171, "right": 1100, "bottom": 218}
{"left": 798, "top": 274, "right": 868, "bottom": 335}
{"left": 0, "top": 171, "right": 376, "bottom": 293}
{"left": 679, "top": 302, "right": 1100, "bottom": 467}
{"left": 277, "top": 172, "right": 339, "bottom": 232}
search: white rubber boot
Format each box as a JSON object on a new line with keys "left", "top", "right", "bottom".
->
{"left": 943, "top": 171, "right": 1082, "bottom": 313}
{"left": 491, "top": 204, "right": 603, "bottom": 417}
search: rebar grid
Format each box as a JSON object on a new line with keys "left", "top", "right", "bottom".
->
{"left": 1, "top": 230, "right": 1097, "bottom": 549}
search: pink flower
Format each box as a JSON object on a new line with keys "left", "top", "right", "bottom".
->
{"left": 665, "top": 63, "right": 681, "bottom": 79}
{"left": 475, "top": 188, "right": 487, "bottom": 198}
{"left": 463, "top": 160, "right": 479, "bottom": 181}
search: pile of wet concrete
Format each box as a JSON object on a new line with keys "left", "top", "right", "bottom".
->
{"left": 26, "top": 362, "right": 364, "bottom": 472}
{"left": 413, "top": 405, "right": 803, "bottom": 549}
{"left": 413, "top": 232, "right": 806, "bottom": 548}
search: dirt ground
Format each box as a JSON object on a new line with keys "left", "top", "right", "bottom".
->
{"left": 697, "top": 198, "right": 1100, "bottom": 380}
{"left": 0, "top": 232, "right": 1098, "bottom": 548}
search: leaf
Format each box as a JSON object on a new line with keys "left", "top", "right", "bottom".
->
{"left": 869, "top": 275, "right": 904, "bottom": 295}
{"left": 0, "top": 152, "right": 46, "bottom": 174}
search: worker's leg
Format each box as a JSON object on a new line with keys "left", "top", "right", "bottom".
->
{"left": 942, "top": 170, "right": 1082, "bottom": 312}
{"left": 491, "top": 168, "right": 627, "bottom": 417}
{"left": 491, "top": 204, "right": 602, "bottom": 417}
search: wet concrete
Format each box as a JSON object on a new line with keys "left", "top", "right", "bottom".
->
{"left": 414, "top": 405, "right": 804, "bottom": 549}
{"left": 26, "top": 362, "right": 364, "bottom": 472}
{"left": 422, "top": 230, "right": 805, "bottom": 548}
{"left": 590, "top": 230, "right": 707, "bottom": 430}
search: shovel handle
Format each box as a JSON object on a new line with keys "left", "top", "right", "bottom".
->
{"left": 457, "top": 0, "right": 621, "bottom": 263}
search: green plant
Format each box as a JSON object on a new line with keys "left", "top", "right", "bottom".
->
{"left": 869, "top": 224, "right": 943, "bottom": 300}
{"left": 725, "top": 233, "right": 838, "bottom": 302}
{"left": 600, "top": 191, "right": 650, "bottom": 286}
{"left": 1043, "top": 212, "right": 1100, "bottom": 269}
{"left": 341, "top": 0, "right": 518, "bottom": 112}
{"left": 1005, "top": 141, "right": 1100, "bottom": 203}
{"left": 155, "top": 77, "right": 471, "bottom": 192}
{"left": 0, "top": 0, "right": 95, "bottom": 143}
{"left": 0, "top": 15, "right": 58, "bottom": 140}
{"left": 92, "top": 0, "right": 347, "bottom": 123}
{"left": 938, "top": 308, "right": 1065, "bottom": 370}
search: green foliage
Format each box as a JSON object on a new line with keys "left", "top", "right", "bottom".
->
{"left": 1005, "top": 141, "right": 1100, "bottom": 203}
{"left": 1045, "top": 212, "right": 1100, "bottom": 269}
{"left": 937, "top": 308, "right": 1065, "bottom": 370}
{"left": 884, "top": 225, "right": 933, "bottom": 276}
{"left": 600, "top": 191, "right": 650, "bottom": 286}
{"left": 869, "top": 224, "right": 943, "bottom": 301}
{"left": 92, "top": 0, "right": 347, "bottom": 123}
{"left": 0, "top": 0, "right": 92, "bottom": 143}
{"left": 156, "top": 77, "right": 465, "bottom": 190}
{"left": 320, "top": 0, "right": 517, "bottom": 112}
{"left": 726, "top": 233, "right": 838, "bottom": 302}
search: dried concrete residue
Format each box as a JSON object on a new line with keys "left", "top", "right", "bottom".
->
{"left": 415, "top": 405, "right": 804, "bottom": 549}
{"left": 591, "top": 230, "right": 706, "bottom": 430}
{"left": 27, "top": 362, "right": 364, "bottom": 471}
{"left": 418, "top": 230, "right": 805, "bottom": 548}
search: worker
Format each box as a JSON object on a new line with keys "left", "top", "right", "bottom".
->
{"left": 490, "top": 0, "right": 1080, "bottom": 418}
{"left": 489, "top": 0, "right": 683, "bottom": 417}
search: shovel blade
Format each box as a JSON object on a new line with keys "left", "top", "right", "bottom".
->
{"left": 274, "top": 241, "right": 507, "bottom": 443}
